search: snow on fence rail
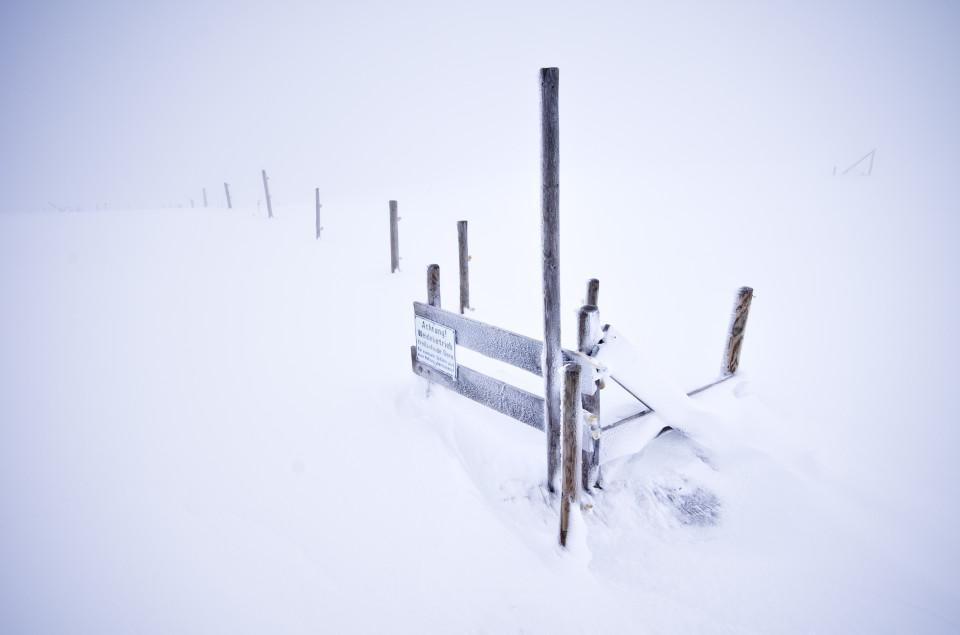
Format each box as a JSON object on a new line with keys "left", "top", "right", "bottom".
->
{"left": 410, "top": 269, "right": 755, "bottom": 483}
{"left": 410, "top": 299, "right": 583, "bottom": 429}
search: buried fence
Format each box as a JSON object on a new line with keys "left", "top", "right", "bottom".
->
{"left": 411, "top": 266, "right": 754, "bottom": 544}
{"left": 408, "top": 66, "right": 759, "bottom": 547}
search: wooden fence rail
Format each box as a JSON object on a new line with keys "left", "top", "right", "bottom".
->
{"left": 411, "top": 281, "right": 755, "bottom": 484}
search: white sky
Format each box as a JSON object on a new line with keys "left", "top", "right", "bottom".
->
{"left": 1, "top": 0, "right": 958, "bottom": 212}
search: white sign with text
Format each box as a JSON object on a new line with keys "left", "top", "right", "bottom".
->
{"left": 415, "top": 317, "right": 457, "bottom": 379}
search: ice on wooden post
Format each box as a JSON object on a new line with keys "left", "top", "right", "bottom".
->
{"left": 560, "top": 362, "right": 582, "bottom": 548}
{"left": 261, "top": 169, "right": 273, "bottom": 219}
{"left": 578, "top": 304, "right": 602, "bottom": 489}
{"left": 315, "top": 188, "right": 322, "bottom": 239}
{"left": 458, "top": 221, "right": 470, "bottom": 314}
{"left": 427, "top": 264, "right": 441, "bottom": 308}
{"left": 541, "top": 66, "right": 562, "bottom": 494}
{"left": 389, "top": 200, "right": 400, "bottom": 273}
{"left": 722, "top": 286, "right": 754, "bottom": 376}
{"left": 224, "top": 182, "right": 232, "bottom": 209}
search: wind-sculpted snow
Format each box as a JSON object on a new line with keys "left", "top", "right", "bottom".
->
{"left": 0, "top": 190, "right": 957, "bottom": 633}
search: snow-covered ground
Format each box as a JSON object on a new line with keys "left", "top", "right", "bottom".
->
{"left": 2, "top": 1, "right": 959, "bottom": 632}
{"left": 1, "top": 169, "right": 957, "bottom": 632}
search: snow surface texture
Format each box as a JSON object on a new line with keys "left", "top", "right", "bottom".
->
{"left": 1, "top": 195, "right": 957, "bottom": 633}
{"left": 1, "top": 1, "right": 959, "bottom": 632}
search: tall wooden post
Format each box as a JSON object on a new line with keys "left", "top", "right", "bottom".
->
{"left": 559, "top": 362, "right": 582, "bottom": 547}
{"left": 202, "top": 188, "right": 208, "bottom": 208}
{"left": 224, "top": 183, "right": 232, "bottom": 209}
{"left": 427, "top": 264, "right": 441, "bottom": 308}
{"left": 458, "top": 221, "right": 470, "bottom": 314}
{"left": 389, "top": 200, "right": 400, "bottom": 273}
{"left": 315, "top": 188, "right": 322, "bottom": 239}
{"left": 578, "top": 304, "right": 602, "bottom": 489}
{"left": 586, "top": 278, "right": 599, "bottom": 307}
{"left": 262, "top": 169, "right": 273, "bottom": 218}
{"left": 722, "top": 286, "right": 754, "bottom": 375}
{"left": 541, "top": 67, "right": 562, "bottom": 494}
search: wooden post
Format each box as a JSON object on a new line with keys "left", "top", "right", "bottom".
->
{"left": 224, "top": 183, "right": 232, "bottom": 209}
{"left": 202, "top": 188, "right": 208, "bottom": 208}
{"left": 541, "top": 67, "right": 562, "bottom": 494}
{"left": 722, "top": 286, "right": 754, "bottom": 375}
{"left": 262, "top": 169, "right": 273, "bottom": 218}
{"left": 586, "top": 278, "right": 599, "bottom": 307}
{"left": 578, "top": 305, "right": 602, "bottom": 489}
{"left": 559, "top": 361, "right": 582, "bottom": 548}
{"left": 427, "top": 264, "right": 441, "bottom": 308}
{"left": 315, "top": 188, "right": 322, "bottom": 239}
{"left": 190, "top": 199, "right": 195, "bottom": 208}
{"left": 389, "top": 200, "right": 400, "bottom": 273}
{"left": 458, "top": 221, "right": 470, "bottom": 314}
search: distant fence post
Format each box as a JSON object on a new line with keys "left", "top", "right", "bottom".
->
{"left": 559, "top": 361, "right": 582, "bottom": 548}
{"left": 578, "top": 304, "right": 602, "bottom": 489}
{"left": 458, "top": 221, "right": 470, "bottom": 314}
{"left": 586, "top": 278, "right": 599, "bottom": 307}
{"left": 203, "top": 188, "right": 208, "bottom": 208}
{"left": 541, "top": 66, "right": 562, "bottom": 494}
{"left": 390, "top": 200, "right": 400, "bottom": 273}
{"left": 427, "top": 264, "right": 441, "bottom": 308}
{"left": 262, "top": 169, "right": 273, "bottom": 218}
{"left": 315, "top": 188, "right": 322, "bottom": 239}
{"left": 722, "top": 286, "right": 754, "bottom": 375}
{"left": 224, "top": 183, "right": 232, "bottom": 209}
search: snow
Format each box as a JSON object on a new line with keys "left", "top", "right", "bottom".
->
{"left": 1, "top": 1, "right": 959, "bottom": 632}
{"left": 1, "top": 193, "right": 957, "bottom": 633}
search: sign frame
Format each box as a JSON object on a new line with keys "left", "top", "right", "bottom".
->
{"left": 414, "top": 316, "right": 458, "bottom": 380}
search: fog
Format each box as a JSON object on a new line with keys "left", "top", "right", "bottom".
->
{"left": 2, "top": 1, "right": 960, "bottom": 629}
{"left": 2, "top": 1, "right": 956, "bottom": 213}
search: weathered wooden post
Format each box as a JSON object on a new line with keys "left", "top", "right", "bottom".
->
{"left": 262, "top": 169, "right": 273, "bottom": 218}
{"left": 202, "top": 188, "right": 208, "bottom": 208}
{"left": 315, "top": 188, "right": 322, "bottom": 239}
{"left": 224, "top": 183, "right": 232, "bottom": 209}
{"left": 458, "top": 221, "right": 470, "bottom": 314}
{"left": 722, "top": 286, "right": 754, "bottom": 375}
{"left": 427, "top": 264, "right": 441, "bottom": 308}
{"left": 541, "top": 67, "right": 562, "bottom": 494}
{"left": 586, "top": 278, "right": 599, "bottom": 307}
{"left": 578, "top": 304, "right": 602, "bottom": 489}
{"left": 389, "top": 200, "right": 400, "bottom": 273}
{"left": 559, "top": 361, "right": 582, "bottom": 548}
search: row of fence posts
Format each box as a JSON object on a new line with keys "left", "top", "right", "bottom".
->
{"left": 195, "top": 172, "right": 324, "bottom": 239}
{"left": 391, "top": 206, "right": 472, "bottom": 316}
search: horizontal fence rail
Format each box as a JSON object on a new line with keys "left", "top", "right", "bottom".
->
{"left": 410, "top": 347, "right": 545, "bottom": 429}
{"left": 413, "top": 302, "right": 581, "bottom": 377}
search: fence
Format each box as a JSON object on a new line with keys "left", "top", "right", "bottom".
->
{"left": 410, "top": 263, "right": 754, "bottom": 542}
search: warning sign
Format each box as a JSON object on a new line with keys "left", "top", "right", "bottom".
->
{"left": 415, "top": 317, "right": 457, "bottom": 379}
